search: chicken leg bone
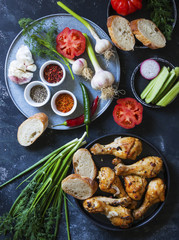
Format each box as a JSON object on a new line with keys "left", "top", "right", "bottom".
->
{"left": 133, "top": 178, "right": 166, "bottom": 220}
{"left": 83, "top": 197, "right": 133, "bottom": 228}
{"left": 90, "top": 137, "right": 142, "bottom": 160}
{"left": 115, "top": 156, "right": 163, "bottom": 178}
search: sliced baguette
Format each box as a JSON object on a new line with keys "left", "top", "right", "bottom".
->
{"left": 62, "top": 174, "right": 98, "bottom": 200}
{"left": 107, "top": 15, "right": 135, "bottom": 51}
{"left": 130, "top": 19, "right": 166, "bottom": 49}
{"left": 17, "top": 112, "right": 48, "bottom": 146}
{"left": 73, "top": 148, "right": 97, "bottom": 180}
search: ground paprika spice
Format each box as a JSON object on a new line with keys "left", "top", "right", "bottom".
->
{"left": 55, "top": 93, "right": 74, "bottom": 113}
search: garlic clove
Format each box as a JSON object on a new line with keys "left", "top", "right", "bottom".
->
{"left": 95, "top": 39, "right": 112, "bottom": 54}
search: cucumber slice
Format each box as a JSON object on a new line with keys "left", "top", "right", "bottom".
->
{"left": 156, "top": 81, "right": 179, "bottom": 107}
{"left": 145, "top": 67, "right": 169, "bottom": 104}
{"left": 152, "top": 69, "right": 176, "bottom": 103}
{"left": 140, "top": 79, "right": 155, "bottom": 99}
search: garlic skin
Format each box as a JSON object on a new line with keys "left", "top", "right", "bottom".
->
{"left": 8, "top": 45, "right": 36, "bottom": 85}
{"left": 72, "top": 58, "right": 87, "bottom": 75}
{"left": 91, "top": 70, "right": 114, "bottom": 90}
{"left": 95, "top": 39, "right": 112, "bottom": 54}
{"left": 16, "top": 45, "right": 34, "bottom": 65}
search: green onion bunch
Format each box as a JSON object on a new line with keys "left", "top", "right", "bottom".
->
{"left": 0, "top": 132, "right": 87, "bottom": 240}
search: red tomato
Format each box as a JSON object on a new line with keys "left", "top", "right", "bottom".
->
{"left": 56, "top": 27, "right": 86, "bottom": 59}
{"left": 131, "top": 0, "right": 142, "bottom": 9}
{"left": 113, "top": 98, "right": 143, "bottom": 129}
{"left": 111, "top": 0, "right": 142, "bottom": 16}
{"left": 111, "top": 0, "right": 129, "bottom": 16}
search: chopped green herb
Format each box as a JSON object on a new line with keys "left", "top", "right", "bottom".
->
{"left": 147, "top": 0, "right": 174, "bottom": 40}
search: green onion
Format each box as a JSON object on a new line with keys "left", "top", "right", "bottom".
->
{"left": 64, "top": 193, "right": 71, "bottom": 240}
{"left": 84, "top": 33, "right": 114, "bottom": 91}
{"left": 0, "top": 132, "right": 87, "bottom": 240}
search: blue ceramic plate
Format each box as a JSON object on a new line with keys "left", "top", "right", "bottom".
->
{"left": 75, "top": 133, "right": 170, "bottom": 231}
{"left": 4, "top": 14, "right": 120, "bottom": 130}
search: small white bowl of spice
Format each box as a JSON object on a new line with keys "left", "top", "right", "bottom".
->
{"left": 24, "top": 81, "right": 50, "bottom": 107}
{"left": 51, "top": 90, "right": 77, "bottom": 116}
{"left": 40, "top": 60, "right": 66, "bottom": 87}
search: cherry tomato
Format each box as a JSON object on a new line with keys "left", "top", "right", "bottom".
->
{"left": 56, "top": 27, "right": 86, "bottom": 59}
{"left": 111, "top": 0, "right": 142, "bottom": 16}
{"left": 113, "top": 98, "right": 143, "bottom": 129}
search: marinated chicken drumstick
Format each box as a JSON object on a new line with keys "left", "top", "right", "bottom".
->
{"left": 83, "top": 196, "right": 135, "bottom": 208}
{"left": 90, "top": 137, "right": 142, "bottom": 160}
{"left": 115, "top": 156, "right": 163, "bottom": 178}
{"left": 98, "top": 167, "right": 126, "bottom": 197}
{"left": 98, "top": 167, "right": 137, "bottom": 209}
{"left": 133, "top": 178, "right": 166, "bottom": 220}
{"left": 124, "top": 175, "right": 147, "bottom": 200}
{"left": 83, "top": 197, "right": 133, "bottom": 228}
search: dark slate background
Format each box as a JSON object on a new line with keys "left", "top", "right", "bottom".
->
{"left": 0, "top": 0, "right": 179, "bottom": 239}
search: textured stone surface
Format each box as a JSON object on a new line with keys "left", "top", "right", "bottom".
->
{"left": 0, "top": 0, "right": 179, "bottom": 239}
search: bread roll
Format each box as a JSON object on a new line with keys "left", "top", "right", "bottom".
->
{"left": 62, "top": 174, "right": 98, "bottom": 200}
{"left": 73, "top": 148, "right": 97, "bottom": 180}
{"left": 107, "top": 15, "right": 135, "bottom": 51}
{"left": 130, "top": 19, "right": 166, "bottom": 49}
{"left": 17, "top": 112, "right": 48, "bottom": 146}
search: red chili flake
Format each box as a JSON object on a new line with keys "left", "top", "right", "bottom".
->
{"left": 44, "top": 64, "right": 63, "bottom": 83}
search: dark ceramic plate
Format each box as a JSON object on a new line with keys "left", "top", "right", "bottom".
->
{"left": 131, "top": 57, "right": 175, "bottom": 108}
{"left": 107, "top": 0, "right": 177, "bottom": 49}
{"left": 75, "top": 133, "right": 170, "bottom": 231}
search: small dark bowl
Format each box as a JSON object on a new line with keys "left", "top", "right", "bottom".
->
{"left": 131, "top": 57, "right": 175, "bottom": 108}
{"left": 75, "top": 133, "right": 170, "bottom": 231}
{"left": 107, "top": 0, "right": 177, "bottom": 49}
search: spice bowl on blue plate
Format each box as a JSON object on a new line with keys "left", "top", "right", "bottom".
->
{"left": 24, "top": 81, "right": 51, "bottom": 107}
{"left": 40, "top": 60, "right": 66, "bottom": 87}
{"left": 51, "top": 90, "right": 77, "bottom": 117}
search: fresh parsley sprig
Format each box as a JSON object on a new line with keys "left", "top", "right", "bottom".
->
{"left": 147, "top": 0, "right": 174, "bottom": 40}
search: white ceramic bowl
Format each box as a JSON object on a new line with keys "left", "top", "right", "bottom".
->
{"left": 24, "top": 81, "right": 51, "bottom": 107}
{"left": 39, "top": 60, "right": 66, "bottom": 87}
{"left": 51, "top": 90, "right": 77, "bottom": 116}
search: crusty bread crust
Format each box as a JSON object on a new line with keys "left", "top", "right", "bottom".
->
{"left": 17, "top": 112, "right": 48, "bottom": 146}
{"left": 62, "top": 174, "right": 98, "bottom": 200}
{"left": 107, "top": 15, "right": 135, "bottom": 51}
{"left": 130, "top": 19, "right": 166, "bottom": 49}
{"left": 73, "top": 148, "right": 97, "bottom": 180}
{"left": 29, "top": 112, "right": 48, "bottom": 130}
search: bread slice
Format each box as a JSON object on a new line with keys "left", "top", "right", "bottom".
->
{"left": 73, "top": 148, "right": 97, "bottom": 180}
{"left": 62, "top": 174, "right": 98, "bottom": 200}
{"left": 130, "top": 19, "right": 166, "bottom": 49}
{"left": 107, "top": 15, "right": 135, "bottom": 51}
{"left": 17, "top": 112, "right": 48, "bottom": 146}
